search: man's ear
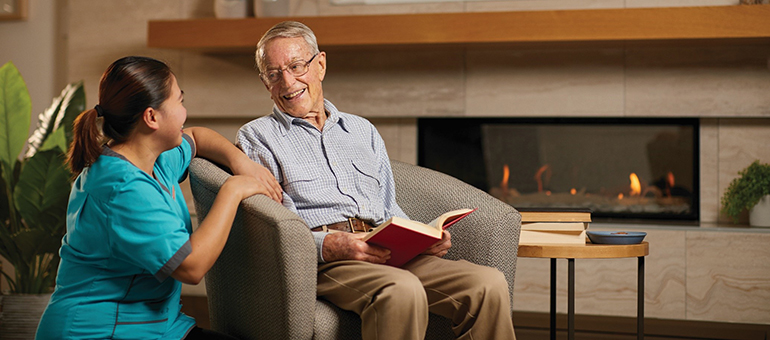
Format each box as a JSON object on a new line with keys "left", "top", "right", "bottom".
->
{"left": 142, "top": 107, "right": 160, "bottom": 131}
{"left": 317, "top": 51, "right": 327, "bottom": 82}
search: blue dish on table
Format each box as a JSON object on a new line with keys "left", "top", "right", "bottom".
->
{"left": 586, "top": 231, "right": 647, "bottom": 245}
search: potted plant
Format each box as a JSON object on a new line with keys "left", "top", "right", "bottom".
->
{"left": 0, "top": 61, "right": 84, "bottom": 337}
{"left": 720, "top": 160, "right": 770, "bottom": 227}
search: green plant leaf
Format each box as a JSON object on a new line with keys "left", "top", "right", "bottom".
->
{"left": 11, "top": 228, "right": 62, "bottom": 263}
{"left": 0, "top": 62, "right": 31, "bottom": 183}
{"left": 721, "top": 160, "right": 770, "bottom": 223}
{"left": 26, "top": 81, "right": 85, "bottom": 158}
{"left": 14, "top": 149, "right": 71, "bottom": 234}
{"left": 0, "top": 162, "right": 8, "bottom": 223}
{"left": 61, "top": 82, "right": 85, "bottom": 147}
{"left": 38, "top": 126, "right": 67, "bottom": 153}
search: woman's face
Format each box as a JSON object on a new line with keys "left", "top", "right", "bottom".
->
{"left": 157, "top": 75, "right": 187, "bottom": 149}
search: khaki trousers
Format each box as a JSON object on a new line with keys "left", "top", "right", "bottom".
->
{"left": 317, "top": 255, "right": 516, "bottom": 340}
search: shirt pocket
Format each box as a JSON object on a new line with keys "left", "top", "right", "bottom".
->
{"left": 111, "top": 300, "right": 169, "bottom": 339}
{"left": 281, "top": 163, "right": 323, "bottom": 199}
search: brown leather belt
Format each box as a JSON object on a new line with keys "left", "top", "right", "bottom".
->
{"left": 311, "top": 217, "right": 375, "bottom": 233}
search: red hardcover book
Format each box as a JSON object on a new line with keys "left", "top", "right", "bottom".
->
{"left": 364, "top": 208, "right": 476, "bottom": 267}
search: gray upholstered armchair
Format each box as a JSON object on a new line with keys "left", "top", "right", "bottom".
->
{"left": 189, "top": 157, "right": 521, "bottom": 340}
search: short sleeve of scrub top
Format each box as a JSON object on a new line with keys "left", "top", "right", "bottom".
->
{"left": 107, "top": 134, "right": 196, "bottom": 282}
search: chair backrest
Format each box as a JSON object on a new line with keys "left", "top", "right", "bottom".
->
{"left": 189, "top": 158, "right": 317, "bottom": 340}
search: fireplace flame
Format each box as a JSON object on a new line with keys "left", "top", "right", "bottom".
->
{"left": 501, "top": 165, "right": 510, "bottom": 191}
{"left": 629, "top": 173, "right": 642, "bottom": 196}
{"left": 534, "top": 164, "right": 551, "bottom": 193}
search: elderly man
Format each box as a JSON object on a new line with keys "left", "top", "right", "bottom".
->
{"left": 236, "top": 21, "right": 516, "bottom": 340}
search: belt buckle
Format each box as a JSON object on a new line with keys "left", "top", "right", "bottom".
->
{"left": 348, "top": 217, "right": 366, "bottom": 233}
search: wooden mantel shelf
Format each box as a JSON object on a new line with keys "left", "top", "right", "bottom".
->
{"left": 148, "top": 5, "right": 770, "bottom": 51}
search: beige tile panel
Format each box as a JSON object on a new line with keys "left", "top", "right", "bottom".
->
{"left": 322, "top": 49, "right": 465, "bottom": 117}
{"left": 512, "top": 257, "right": 553, "bottom": 313}
{"left": 686, "top": 231, "right": 770, "bottom": 324}
{"left": 178, "top": 53, "right": 276, "bottom": 118}
{"left": 397, "top": 118, "right": 418, "bottom": 164}
{"left": 625, "top": 45, "right": 770, "bottom": 117}
{"left": 466, "top": 48, "right": 624, "bottom": 117}
{"left": 466, "top": 0, "right": 624, "bottom": 13}
{"left": 317, "top": 0, "right": 464, "bottom": 16}
{"left": 68, "top": 0, "right": 185, "bottom": 104}
{"left": 183, "top": 0, "right": 217, "bottom": 18}
{"left": 371, "top": 118, "right": 418, "bottom": 164}
{"left": 291, "top": 0, "right": 321, "bottom": 16}
{"left": 700, "top": 119, "right": 719, "bottom": 223}
{"left": 514, "top": 228, "right": 686, "bottom": 319}
{"left": 716, "top": 119, "right": 770, "bottom": 224}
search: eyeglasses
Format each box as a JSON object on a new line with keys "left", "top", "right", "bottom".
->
{"left": 260, "top": 54, "right": 318, "bottom": 86}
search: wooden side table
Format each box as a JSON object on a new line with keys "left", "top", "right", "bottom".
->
{"left": 518, "top": 242, "right": 649, "bottom": 340}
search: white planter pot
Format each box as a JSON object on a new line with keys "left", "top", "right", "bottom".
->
{"left": 0, "top": 293, "right": 52, "bottom": 339}
{"left": 749, "top": 194, "right": 770, "bottom": 227}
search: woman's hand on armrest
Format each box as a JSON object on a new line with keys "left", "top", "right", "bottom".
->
{"left": 172, "top": 175, "right": 268, "bottom": 284}
{"left": 230, "top": 156, "right": 282, "bottom": 203}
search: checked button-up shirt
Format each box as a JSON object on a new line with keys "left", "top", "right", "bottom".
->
{"left": 236, "top": 99, "right": 408, "bottom": 262}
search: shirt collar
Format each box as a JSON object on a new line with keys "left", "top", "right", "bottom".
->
{"left": 270, "top": 99, "right": 350, "bottom": 134}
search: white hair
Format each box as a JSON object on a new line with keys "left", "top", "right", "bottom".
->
{"left": 255, "top": 21, "right": 320, "bottom": 73}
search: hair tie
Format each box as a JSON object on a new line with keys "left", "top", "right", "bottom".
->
{"left": 94, "top": 104, "right": 105, "bottom": 117}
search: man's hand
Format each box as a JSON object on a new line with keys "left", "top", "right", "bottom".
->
{"left": 231, "top": 159, "right": 282, "bottom": 203}
{"left": 322, "top": 232, "right": 391, "bottom": 263}
{"left": 422, "top": 230, "right": 452, "bottom": 258}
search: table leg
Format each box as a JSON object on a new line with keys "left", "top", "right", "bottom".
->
{"left": 567, "top": 259, "right": 575, "bottom": 340}
{"left": 550, "top": 258, "right": 556, "bottom": 340}
{"left": 638, "top": 256, "right": 645, "bottom": 340}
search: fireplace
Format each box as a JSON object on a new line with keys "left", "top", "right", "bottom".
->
{"left": 418, "top": 118, "right": 699, "bottom": 222}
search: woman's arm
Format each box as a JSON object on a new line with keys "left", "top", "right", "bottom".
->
{"left": 184, "top": 126, "right": 282, "bottom": 201}
{"left": 171, "top": 127, "right": 282, "bottom": 284}
{"left": 172, "top": 175, "right": 261, "bottom": 284}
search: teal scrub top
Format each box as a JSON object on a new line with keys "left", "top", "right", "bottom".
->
{"left": 36, "top": 135, "right": 197, "bottom": 340}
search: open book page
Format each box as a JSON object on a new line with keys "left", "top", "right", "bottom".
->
{"left": 363, "top": 216, "right": 442, "bottom": 241}
{"left": 427, "top": 208, "right": 477, "bottom": 229}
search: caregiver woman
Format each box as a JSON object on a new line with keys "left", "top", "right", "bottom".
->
{"left": 36, "top": 56, "right": 282, "bottom": 340}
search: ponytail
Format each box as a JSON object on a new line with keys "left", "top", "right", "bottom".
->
{"left": 67, "top": 108, "right": 103, "bottom": 176}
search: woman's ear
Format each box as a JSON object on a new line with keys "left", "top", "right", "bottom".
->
{"left": 142, "top": 107, "right": 160, "bottom": 131}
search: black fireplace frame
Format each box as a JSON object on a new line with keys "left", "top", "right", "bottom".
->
{"left": 417, "top": 117, "right": 700, "bottom": 223}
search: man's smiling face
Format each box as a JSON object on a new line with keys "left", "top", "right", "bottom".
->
{"left": 262, "top": 37, "right": 326, "bottom": 120}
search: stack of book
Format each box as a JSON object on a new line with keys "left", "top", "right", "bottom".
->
{"left": 517, "top": 208, "right": 591, "bottom": 246}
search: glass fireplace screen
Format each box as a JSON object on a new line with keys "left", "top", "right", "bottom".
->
{"left": 418, "top": 118, "right": 699, "bottom": 222}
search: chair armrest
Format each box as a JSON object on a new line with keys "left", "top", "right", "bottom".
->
{"left": 189, "top": 158, "right": 317, "bottom": 340}
{"left": 390, "top": 160, "right": 521, "bottom": 309}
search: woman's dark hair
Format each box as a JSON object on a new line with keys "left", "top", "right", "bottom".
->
{"left": 67, "top": 56, "right": 174, "bottom": 175}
